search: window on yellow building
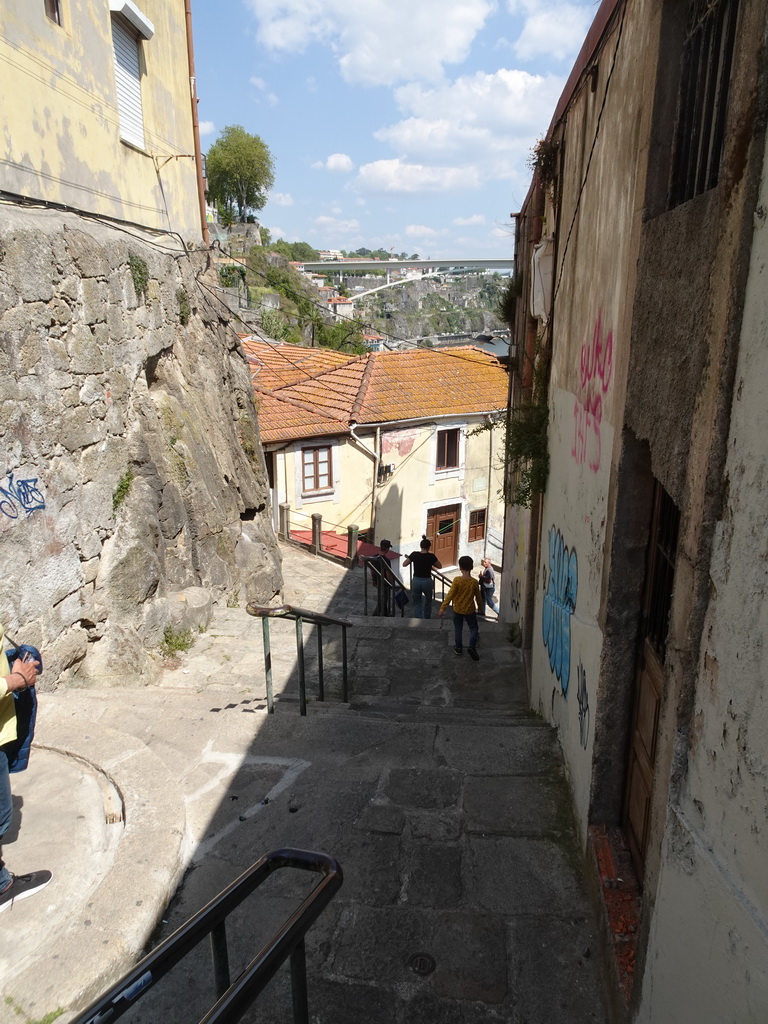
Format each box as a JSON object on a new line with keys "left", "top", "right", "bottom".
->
{"left": 469, "top": 509, "right": 486, "bottom": 542}
{"left": 44, "top": 0, "right": 62, "bottom": 25}
{"left": 111, "top": 16, "right": 146, "bottom": 149}
{"left": 436, "top": 428, "right": 459, "bottom": 470}
{"left": 302, "top": 447, "right": 332, "bottom": 494}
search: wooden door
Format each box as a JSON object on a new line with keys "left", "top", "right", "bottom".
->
{"left": 623, "top": 483, "right": 680, "bottom": 879}
{"left": 426, "top": 505, "right": 460, "bottom": 567}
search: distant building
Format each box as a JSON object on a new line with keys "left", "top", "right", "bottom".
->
{"left": 242, "top": 340, "right": 508, "bottom": 565}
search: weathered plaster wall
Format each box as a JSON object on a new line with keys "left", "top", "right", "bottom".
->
{"left": 528, "top": 0, "right": 657, "bottom": 828}
{"left": 635, "top": 125, "right": 768, "bottom": 1024}
{"left": 1, "top": 0, "right": 201, "bottom": 238}
{"left": 0, "top": 207, "right": 281, "bottom": 688}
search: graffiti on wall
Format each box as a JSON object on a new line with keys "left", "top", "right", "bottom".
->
{"left": 542, "top": 527, "right": 578, "bottom": 696}
{"left": 0, "top": 471, "right": 46, "bottom": 522}
{"left": 510, "top": 577, "right": 521, "bottom": 616}
{"left": 576, "top": 660, "right": 590, "bottom": 749}
{"left": 572, "top": 313, "right": 613, "bottom": 472}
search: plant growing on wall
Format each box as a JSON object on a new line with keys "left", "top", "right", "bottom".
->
{"left": 497, "top": 275, "right": 522, "bottom": 330}
{"left": 504, "top": 336, "right": 550, "bottom": 507}
{"left": 528, "top": 136, "right": 560, "bottom": 204}
{"left": 177, "top": 287, "right": 191, "bottom": 326}
{"left": 128, "top": 253, "right": 149, "bottom": 299}
{"left": 112, "top": 467, "right": 134, "bottom": 512}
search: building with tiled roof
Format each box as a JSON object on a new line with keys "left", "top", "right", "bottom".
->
{"left": 246, "top": 340, "right": 508, "bottom": 566}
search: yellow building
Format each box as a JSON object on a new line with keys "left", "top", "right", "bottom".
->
{"left": 244, "top": 340, "right": 509, "bottom": 568}
{"left": 1, "top": 0, "right": 205, "bottom": 239}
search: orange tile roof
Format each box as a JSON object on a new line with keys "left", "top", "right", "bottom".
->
{"left": 243, "top": 340, "right": 508, "bottom": 443}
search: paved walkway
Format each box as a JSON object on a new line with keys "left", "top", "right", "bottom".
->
{"left": 1, "top": 546, "right": 610, "bottom": 1024}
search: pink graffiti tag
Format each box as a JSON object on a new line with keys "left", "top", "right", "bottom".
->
{"left": 572, "top": 315, "right": 613, "bottom": 472}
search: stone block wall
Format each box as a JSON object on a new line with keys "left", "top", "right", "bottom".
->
{"left": 0, "top": 206, "right": 281, "bottom": 688}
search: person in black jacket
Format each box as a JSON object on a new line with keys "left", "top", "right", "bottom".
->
{"left": 403, "top": 536, "right": 442, "bottom": 619}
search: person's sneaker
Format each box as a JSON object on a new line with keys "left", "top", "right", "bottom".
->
{"left": 453, "top": 645, "right": 463, "bottom": 655}
{"left": 468, "top": 647, "right": 480, "bottom": 661}
{"left": 0, "top": 871, "right": 52, "bottom": 912}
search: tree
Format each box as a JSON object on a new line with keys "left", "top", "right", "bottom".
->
{"left": 206, "top": 125, "right": 275, "bottom": 222}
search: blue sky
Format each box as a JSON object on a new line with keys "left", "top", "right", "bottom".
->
{"left": 192, "top": 0, "right": 598, "bottom": 259}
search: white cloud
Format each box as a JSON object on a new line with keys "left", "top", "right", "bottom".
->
{"left": 249, "top": 75, "right": 279, "bottom": 106}
{"left": 198, "top": 120, "right": 215, "bottom": 137}
{"left": 267, "top": 226, "right": 286, "bottom": 237}
{"left": 405, "top": 225, "right": 439, "bottom": 238}
{"left": 245, "top": 0, "right": 494, "bottom": 86}
{"left": 355, "top": 159, "right": 481, "bottom": 194}
{"left": 453, "top": 214, "right": 486, "bottom": 226}
{"left": 313, "top": 215, "right": 361, "bottom": 235}
{"left": 506, "top": 0, "right": 594, "bottom": 61}
{"left": 328, "top": 154, "right": 354, "bottom": 172}
{"left": 272, "top": 193, "right": 294, "bottom": 206}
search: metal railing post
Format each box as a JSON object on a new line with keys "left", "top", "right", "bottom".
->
{"left": 295, "top": 616, "right": 306, "bottom": 716}
{"left": 363, "top": 558, "right": 369, "bottom": 615}
{"left": 316, "top": 624, "right": 324, "bottom": 702}
{"left": 210, "top": 921, "right": 231, "bottom": 998}
{"left": 311, "top": 513, "right": 322, "bottom": 554}
{"left": 341, "top": 626, "right": 348, "bottom": 702}
{"left": 346, "top": 523, "right": 359, "bottom": 565}
{"left": 290, "top": 937, "right": 309, "bottom": 1024}
{"left": 279, "top": 502, "right": 291, "bottom": 540}
{"left": 262, "top": 618, "right": 274, "bottom": 714}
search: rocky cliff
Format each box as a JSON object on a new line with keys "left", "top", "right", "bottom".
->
{"left": 0, "top": 207, "right": 281, "bottom": 688}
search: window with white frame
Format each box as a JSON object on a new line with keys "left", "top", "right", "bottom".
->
{"left": 436, "top": 428, "right": 460, "bottom": 471}
{"left": 110, "top": 3, "right": 154, "bottom": 150}
{"left": 302, "top": 446, "right": 332, "bottom": 494}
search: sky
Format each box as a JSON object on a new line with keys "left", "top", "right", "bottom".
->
{"left": 191, "top": 0, "right": 599, "bottom": 260}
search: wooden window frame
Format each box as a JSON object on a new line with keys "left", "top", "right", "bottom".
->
{"left": 436, "top": 428, "right": 460, "bottom": 471}
{"left": 301, "top": 446, "right": 332, "bottom": 495}
{"left": 468, "top": 508, "right": 486, "bottom": 542}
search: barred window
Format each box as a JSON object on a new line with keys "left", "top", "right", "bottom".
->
{"left": 669, "top": 0, "right": 739, "bottom": 208}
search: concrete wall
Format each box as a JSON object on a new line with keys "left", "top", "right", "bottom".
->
{"left": 1, "top": 0, "right": 201, "bottom": 238}
{"left": 527, "top": 0, "right": 658, "bottom": 826}
{"left": 634, "top": 83, "right": 768, "bottom": 1024}
{"left": 1, "top": 206, "right": 281, "bottom": 688}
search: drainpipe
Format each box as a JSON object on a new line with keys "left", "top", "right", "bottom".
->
{"left": 484, "top": 419, "right": 494, "bottom": 561}
{"left": 350, "top": 422, "right": 380, "bottom": 537}
{"left": 184, "top": 0, "right": 209, "bottom": 245}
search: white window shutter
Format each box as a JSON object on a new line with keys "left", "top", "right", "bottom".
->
{"left": 112, "top": 18, "right": 145, "bottom": 149}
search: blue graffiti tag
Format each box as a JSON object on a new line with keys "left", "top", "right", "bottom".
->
{"left": 0, "top": 471, "right": 46, "bottom": 521}
{"left": 576, "top": 660, "right": 590, "bottom": 749}
{"left": 542, "top": 527, "right": 578, "bottom": 695}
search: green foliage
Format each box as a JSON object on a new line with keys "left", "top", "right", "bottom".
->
{"left": 206, "top": 125, "right": 275, "bottom": 221}
{"left": 112, "top": 467, "right": 134, "bottom": 512}
{"left": 176, "top": 287, "right": 191, "bottom": 326}
{"left": 219, "top": 205, "right": 235, "bottom": 228}
{"left": 268, "top": 239, "right": 319, "bottom": 262}
{"left": 528, "top": 136, "right": 560, "bottom": 198}
{"left": 128, "top": 252, "right": 149, "bottom": 299}
{"left": 259, "top": 307, "right": 292, "bottom": 341}
{"left": 497, "top": 276, "right": 522, "bottom": 329}
{"left": 504, "top": 398, "right": 550, "bottom": 507}
{"left": 219, "top": 264, "right": 246, "bottom": 288}
{"left": 160, "top": 626, "right": 194, "bottom": 657}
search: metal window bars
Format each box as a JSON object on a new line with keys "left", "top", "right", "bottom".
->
{"left": 246, "top": 603, "right": 352, "bottom": 715}
{"left": 70, "top": 849, "right": 343, "bottom": 1024}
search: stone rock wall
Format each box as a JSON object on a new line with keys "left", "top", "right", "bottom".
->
{"left": 0, "top": 207, "right": 281, "bottom": 688}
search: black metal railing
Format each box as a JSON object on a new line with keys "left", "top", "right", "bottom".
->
{"left": 361, "top": 556, "right": 409, "bottom": 617}
{"left": 71, "top": 848, "right": 343, "bottom": 1024}
{"left": 246, "top": 603, "right": 352, "bottom": 714}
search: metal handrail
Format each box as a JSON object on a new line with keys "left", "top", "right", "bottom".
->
{"left": 361, "top": 556, "right": 408, "bottom": 617}
{"left": 246, "top": 603, "right": 352, "bottom": 714}
{"left": 71, "top": 848, "right": 343, "bottom": 1024}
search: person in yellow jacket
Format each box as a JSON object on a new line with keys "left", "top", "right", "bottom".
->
{"left": 0, "top": 624, "right": 51, "bottom": 912}
{"left": 439, "top": 556, "right": 483, "bottom": 660}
